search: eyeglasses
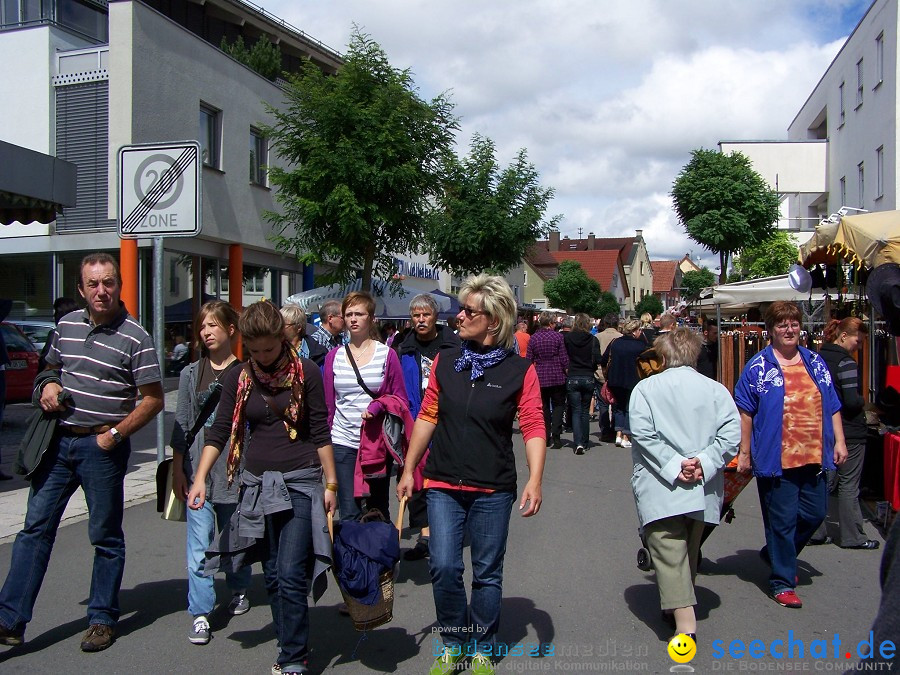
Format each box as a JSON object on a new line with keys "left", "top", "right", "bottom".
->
{"left": 460, "top": 306, "right": 486, "bottom": 319}
{"left": 774, "top": 322, "right": 800, "bottom": 332}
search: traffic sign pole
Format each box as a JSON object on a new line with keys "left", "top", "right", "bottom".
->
{"left": 154, "top": 236, "right": 165, "bottom": 464}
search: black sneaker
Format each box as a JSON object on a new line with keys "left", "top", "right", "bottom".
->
{"left": 403, "top": 539, "right": 429, "bottom": 561}
{"left": 0, "top": 623, "right": 24, "bottom": 646}
{"left": 550, "top": 438, "right": 563, "bottom": 450}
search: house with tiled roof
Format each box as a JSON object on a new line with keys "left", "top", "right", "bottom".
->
{"left": 650, "top": 260, "right": 683, "bottom": 309}
{"left": 678, "top": 254, "right": 702, "bottom": 276}
{"left": 531, "top": 229, "right": 653, "bottom": 313}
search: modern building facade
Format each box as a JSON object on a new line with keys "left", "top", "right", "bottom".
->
{"left": 721, "top": 0, "right": 897, "bottom": 240}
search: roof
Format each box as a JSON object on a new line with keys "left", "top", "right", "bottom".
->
{"left": 536, "top": 236, "right": 637, "bottom": 265}
{"left": 524, "top": 244, "right": 559, "bottom": 269}
{"left": 651, "top": 260, "right": 679, "bottom": 293}
{"left": 678, "top": 254, "right": 702, "bottom": 273}
{"left": 549, "top": 250, "right": 627, "bottom": 296}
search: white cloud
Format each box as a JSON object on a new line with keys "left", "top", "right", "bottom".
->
{"left": 263, "top": 0, "right": 858, "bottom": 265}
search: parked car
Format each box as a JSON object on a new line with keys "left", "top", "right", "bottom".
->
{"left": 7, "top": 320, "right": 55, "bottom": 351}
{"left": 2, "top": 322, "right": 39, "bottom": 402}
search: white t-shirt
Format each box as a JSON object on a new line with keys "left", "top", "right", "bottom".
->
{"left": 331, "top": 343, "right": 388, "bottom": 449}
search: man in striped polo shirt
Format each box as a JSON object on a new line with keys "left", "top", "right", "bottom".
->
{"left": 0, "top": 253, "right": 163, "bottom": 653}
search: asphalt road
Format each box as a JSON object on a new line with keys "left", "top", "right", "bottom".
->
{"left": 0, "top": 427, "right": 886, "bottom": 674}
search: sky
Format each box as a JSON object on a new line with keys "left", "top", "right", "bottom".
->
{"left": 261, "top": 0, "right": 872, "bottom": 271}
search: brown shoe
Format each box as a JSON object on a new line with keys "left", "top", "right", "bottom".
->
{"left": 80, "top": 624, "right": 115, "bottom": 652}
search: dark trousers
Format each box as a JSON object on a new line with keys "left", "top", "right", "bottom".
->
{"left": 540, "top": 385, "right": 566, "bottom": 442}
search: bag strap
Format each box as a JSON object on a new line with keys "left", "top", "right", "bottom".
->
{"left": 344, "top": 345, "right": 379, "bottom": 399}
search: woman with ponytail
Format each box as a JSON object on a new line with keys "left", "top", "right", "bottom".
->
{"left": 811, "top": 317, "right": 878, "bottom": 550}
{"left": 188, "top": 300, "right": 337, "bottom": 675}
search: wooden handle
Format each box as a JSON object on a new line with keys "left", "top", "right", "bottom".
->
{"left": 326, "top": 494, "right": 408, "bottom": 544}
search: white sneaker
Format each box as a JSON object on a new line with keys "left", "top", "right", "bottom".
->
{"left": 189, "top": 616, "right": 210, "bottom": 645}
{"left": 615, "top": 437, "right": 623, "bottom": 447}
{"left": 621, "top": 439, "right": 632, "bottom": 448}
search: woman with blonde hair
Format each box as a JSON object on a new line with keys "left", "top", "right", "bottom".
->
{"left": 187, "top": 300, "right": 337, "bottom": 674}
{"left": 630, "top": 327, "right": 740, "bottom": 640}
{"left": 171, "top": 300, "right": 247, "bottom": 645}
{"left": 398, "top": 274, "right": 546, "bottom": 675}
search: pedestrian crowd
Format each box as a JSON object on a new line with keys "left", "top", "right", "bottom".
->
{"left": 0, "top": 256, "right": 891, "bottom": 674}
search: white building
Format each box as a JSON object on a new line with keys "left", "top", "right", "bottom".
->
{"left": 720, "top": 0, "right": 897, "bottom": 240}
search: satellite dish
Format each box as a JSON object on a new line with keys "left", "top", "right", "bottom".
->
{"left": 788, "top": 264, "right": 812, "bottom": 294}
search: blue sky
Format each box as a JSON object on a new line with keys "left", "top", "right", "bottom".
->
{"left": 262, "top": 0, "right": 874, "bottom": 268}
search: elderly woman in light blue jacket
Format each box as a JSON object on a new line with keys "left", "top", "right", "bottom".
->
{"left": 629, "top": 327, "right": 741, "bottom": 642}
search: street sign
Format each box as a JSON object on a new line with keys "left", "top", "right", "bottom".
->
{"left": 117, "top": 141, "right": 201, "bottom": 239}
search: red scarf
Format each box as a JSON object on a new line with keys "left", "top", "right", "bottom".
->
{"left": 226, "top": 342, "right": 304, "bottom": 485}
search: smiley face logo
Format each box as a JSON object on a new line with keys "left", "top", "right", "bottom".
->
{"left": 667, "top": 633, "right": 696, "bottom": 663}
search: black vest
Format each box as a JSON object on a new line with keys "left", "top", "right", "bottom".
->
{"left": 424, "top": 347, "right": 530, "bottom": 491}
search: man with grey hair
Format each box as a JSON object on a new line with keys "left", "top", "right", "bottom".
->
{"left": 395, "top": 293, "right": 459, "bottom": 560}
{"left": 310, "top": 299, "right": 345, "bottom": 351}
{"left": 281, "top": 303, "right": 327, "bottom": 366}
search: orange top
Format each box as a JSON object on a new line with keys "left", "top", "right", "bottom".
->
{"left": 514, "top": 331, "right": 531, "bottom": 358}
{"left": 781, "top": 362, "right": 823, "bottom": 469}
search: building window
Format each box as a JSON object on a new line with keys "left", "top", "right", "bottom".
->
{"left": 877, "top": 146, "right": 884, "bottom": 199}
{"left": 244, "top": 270, "right": 265, "bottom": 294}
{"left": 250, "top": 128, "right": 267, "bottom": 186}
{"left": 839, "top": 82, "right": 845, "bottom": 126}
{"left": 856, "top": 59, "right": 864, "bottom": 108}
{"left": 199, "top": 104, "right": 220, "bottom": 168}
{"left": 876, "top": 32, "right": 884, "bottom": 87}
{"left": 839, "top": 176, "right": 846, "bottom": 206}
{"left": 858, "top": 162, "right": 865, "bottom": 206}
{"left": 523, "top": 270, "right": 528, "bottom": 286}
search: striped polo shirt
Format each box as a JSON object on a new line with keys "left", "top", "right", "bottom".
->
{"left": 46, "top": 307, "right": 161, "bottom": 427}
{"left": 331, "top": 342, "right": 388, "bottom": 448}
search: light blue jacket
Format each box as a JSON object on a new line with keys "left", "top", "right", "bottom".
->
{"left": 629, "top": 366, "right": 741, "bottom": 527}
{"left": 733, "top": 345, "right": 841, "bottom": 477}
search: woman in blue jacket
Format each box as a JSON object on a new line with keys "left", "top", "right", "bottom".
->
{"left": 734, "top": 301, "right": 847, "bottom": 610}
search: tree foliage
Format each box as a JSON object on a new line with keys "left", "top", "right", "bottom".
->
{"left": 543, "top": 261, "right": 601, "bottom": 314}
{"left": 220, "top": 35, "right": 282, "bottom": 81}
{"left": 263, "top": 29, "right": 458, "bottom": 291}
{"left": 680, "top": 268, "right": 717, "bottom": 301}
{"left": 593, "top": 291, "right": 621, "bottom": 319}
{"left": 671, "top": 149, "right": 780, "bottom": 283}
{"left": 634, "top": 294, "right": 664, "bottom": 318}
{"left": 732, "top": 230, "right": 798, "bottom": 280}
{"left": 425, "top": 135, "right": 560, "bottom": 277}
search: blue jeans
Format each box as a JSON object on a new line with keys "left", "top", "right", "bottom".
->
{"left": 333, "top": 444, "right": 360, "bottom": 522}
{"left": 0, "top": 432, "right": 130, "bottom": 631}
{"left": 186, "top": 500, "right": 251, "bottom": 617}
{"left": 427, "top": 488, "right": 515, "bottom": 652}
{"left": 566, "top": 376, "right": 594, "bottom": 449}
{"left": 757, "top": 465, "right": 827, "bottom": 594}
{"left": 610, "top": 385, "right": 632, "bottom": 434}
{"left": 262, "top": 488, "right": 313, "bottom": 671}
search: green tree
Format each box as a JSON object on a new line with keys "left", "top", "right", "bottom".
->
{"left": 593, "top": 291, "right": 621, "bottom": 319}
{"left": 732, "top": 230, "right": 798, "bottom": 280}
{"left": 220, "top": 35, "right": 282, "bottom": 81}
{"left": 544, "top": 261, "right": 601, "bottom": 314}
{"left": 263, "top": 29, "right": 458, "bottom": 291}
{"left": 634, "top": 294, "right": 664, "bottom": 318}
{"left": 681, "top": 268, "right": 716, "bottom": 301}
{"left": 671, "top": 149, "right": 780, "bottom": 283}
{"left": 425, "top": 135, "right": 560, "bottom": 276}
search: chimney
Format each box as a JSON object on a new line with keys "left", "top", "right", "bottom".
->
{"left": 587, "top": 232, "right": 595, "bottom": 249}
{"left": 635, "top": 229, "right": 643, "bottom": 240}
{"left": 549, "top": 230, "right": 560, "bottom": 252}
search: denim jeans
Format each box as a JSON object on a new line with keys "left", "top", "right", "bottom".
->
{"left": 427, "top": 488, "right": 515, "bottom": 652}
{"left": 540, "top": 385, "right": 566, "bottom": 442}
{"left": 610, "top": 386, "right": 632, "bottom": 434}
{"left": 261, "top": 488, "right": 314, "bottom": 670}
{"left": 186, "top": 500, "right": 251, "bottom": 617}
{"left": 0, "top": 433, "right": 130, "bottom": 631}
{"left": 333, "top": 444, "right": 360, "bottom": 522}
{"left": 757, "top": 465, "right": 827, "bottom": 594}
{"left": 566, "top": 376, "right": 594, "bottom": 449}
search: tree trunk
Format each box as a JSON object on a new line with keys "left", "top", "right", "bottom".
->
{"left": 361, "top": 243, "right": 375, "bottom": 292}
{"left": 719, "top": 250, "right": 728, "bottom": 284}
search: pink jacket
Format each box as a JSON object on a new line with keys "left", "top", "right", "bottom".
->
{"left": 323, "top": 346, "right": 409, "bottom": 498}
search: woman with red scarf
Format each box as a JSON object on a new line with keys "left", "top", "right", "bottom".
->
{"left": 187, "top": 301, "right": 337, "bottom": 675}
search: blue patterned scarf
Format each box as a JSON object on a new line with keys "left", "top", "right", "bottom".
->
{"left": 454, "top": 340, "right": 513, "bottom": 380}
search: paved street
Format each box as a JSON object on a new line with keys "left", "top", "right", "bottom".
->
{"left": 0, "top": 395, "right": 888, "bottom": 674}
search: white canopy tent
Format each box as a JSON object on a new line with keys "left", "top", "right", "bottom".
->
{"left": 285, "top": 280, "right": 451, "bottom": 319}
{"left": 698, "top": 274, "right": 830, "bottom": 314}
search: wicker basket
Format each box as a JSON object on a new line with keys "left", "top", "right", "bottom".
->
{"left": 328, "top": 496, "right": 406, "bottom": 632}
